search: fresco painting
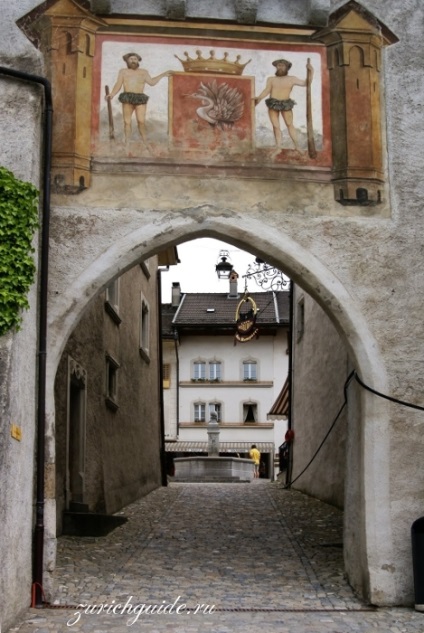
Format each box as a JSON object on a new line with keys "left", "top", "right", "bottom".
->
{"left": 170, "top": 72, "right": 255, "bottom": 156}
{"left": 92, "top": 36, "right": 331, "bottom": 170}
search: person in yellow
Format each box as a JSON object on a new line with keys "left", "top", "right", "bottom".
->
{"left": 249, "top": 444, "right": 261, "bottom": 478}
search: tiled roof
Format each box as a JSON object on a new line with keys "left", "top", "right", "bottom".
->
{"left": 172, "top": 291, "right": 289, "bottom": 328}
{"left": 161, "top": 304, "right": 178, "bottom": 338}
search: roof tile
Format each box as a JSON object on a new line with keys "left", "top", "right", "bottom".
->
{"left": 171, "top": 291, "right": 289, "bottom": 327}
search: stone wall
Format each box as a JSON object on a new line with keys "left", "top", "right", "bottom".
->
{"left": 291, "top": 286, "right": 350, "bottom": 510}
{"left": 54, "top": 262, "right": 162, "bottom": 534}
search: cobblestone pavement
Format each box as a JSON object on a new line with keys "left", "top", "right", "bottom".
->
{"left": 8, "top": 481, "right": 424, "bottom": 632}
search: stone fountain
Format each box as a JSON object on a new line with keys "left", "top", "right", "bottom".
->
{"left": 173, "top": 412, "right": 255, "bottom": 482}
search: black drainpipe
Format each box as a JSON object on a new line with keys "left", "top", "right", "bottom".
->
{"left": 157, "top": 269, "right": 168, "bottom": 487}
{"left": 286, "top": 280, "right": 294, "bottom": 488}
{"left": 0, "top": 67, "right": 53, "bottom": 607}
{"left": 174, "top": 331, "right": 180, "bottom": 436}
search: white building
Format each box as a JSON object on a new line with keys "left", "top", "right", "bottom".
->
{"left": 162, "top": 276, "right": 289, "bottom": 478}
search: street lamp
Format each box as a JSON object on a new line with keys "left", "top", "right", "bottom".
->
{"left": 215, "top": 250, "right": 233, "bottom": 279}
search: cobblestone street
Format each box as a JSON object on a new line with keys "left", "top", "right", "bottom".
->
{"left": 8, "top": 481, "right": 424, "bottom": 632}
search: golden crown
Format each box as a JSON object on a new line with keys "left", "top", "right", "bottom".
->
{"left": 174, "top": 50, "right": 251, "bottom": 75}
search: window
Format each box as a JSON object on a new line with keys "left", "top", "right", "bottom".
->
{"left": 163, "top": 363, "right": 171, "bottom": 389}
{"left": 194, "top": 402, "right": 206, "bottom": 422}
{"left": 105, "top": 354, "right": 120, "bottom": 411}
{"left": 140, "top": 259, "right": 151, "bottom": 279}
{"left": 243, "top": 402, "right": 258, "bottom": 423}
{"left": 193, "top": 361, "right": 206, "bottom": 380}
{"left": 209, "top": 402, "right": 222, "bottom": 422}
{"left": 139, "top": 297, "right": 150, "bottom": 361}
{"left": 105, "top": 279, "right": 121, "bottom": 324}
{"left": 106, "top": 280, "right": 119, "bottom": 309}
{"left": 209, "top": 361, "right": 221, "bottom": 381}
{"left": 243, "top": 360, "right": 257, "bottom": 381}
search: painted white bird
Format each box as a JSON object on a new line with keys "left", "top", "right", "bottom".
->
{"left": 189, "top": 80, "right": 245, "bottom": 130}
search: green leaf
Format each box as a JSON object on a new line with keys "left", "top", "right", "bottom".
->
{"left": 0, "top": 166, "right": 39, "bottom": 336}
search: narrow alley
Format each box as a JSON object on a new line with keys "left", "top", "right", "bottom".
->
{"left": 9, "top": 481, "right": 423, "bottom": 632}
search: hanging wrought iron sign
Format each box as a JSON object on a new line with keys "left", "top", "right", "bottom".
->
{"left": 234, "top": 294, "right": 259, "bottom": 344}
{"left": 244, "top": 258, "right": 290, "bottom": 291}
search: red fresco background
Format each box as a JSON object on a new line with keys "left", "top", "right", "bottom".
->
{"left": 170, "top": 73, "right": 255, "bottom": 153}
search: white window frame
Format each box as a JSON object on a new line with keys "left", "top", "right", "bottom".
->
{"left": 194, "top": 402, "right": 206, "bottom": 422}
{"left": 105, "top": 279, "right": 121, "bottom": 324}
{"left": 243, "top": 360, "right": 257, "bottom": 381}
{"left": 193, "top": 361, "right": 206, "bottom": 381}
{"left": 209, "top": 360, "right": 222, "bottom": 381}
{"left": 105, "top": 353, "right": 120, "bottom": 411}
{"left": 243, "top": 401, "right": 258, "bottom": 423}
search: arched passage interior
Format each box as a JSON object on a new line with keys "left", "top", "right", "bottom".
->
{"left": 46, "top": 215, "right": 395, "bottom": 605}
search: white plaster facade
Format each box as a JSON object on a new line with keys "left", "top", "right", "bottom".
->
{"left": 163, "top": 338, "right": 179, "bottom": 441}
{"left": 164, "top": 308, "right": 288, "bottom": 475}
{"left": 1, "top": 0, "right": 424, "bottom": 628}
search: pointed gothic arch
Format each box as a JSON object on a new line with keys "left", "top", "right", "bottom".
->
{"left": 43, "top": 212, "right": 395, "bottom": 603}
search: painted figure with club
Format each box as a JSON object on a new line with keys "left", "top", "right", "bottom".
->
{"left": 105, "top": 52, "right": 171, "bottom": 150}
{"left": 254, "top": 57, "right": 315, "bottom": 156}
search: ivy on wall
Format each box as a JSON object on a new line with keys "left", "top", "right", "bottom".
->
{"left": 0, "top": 166, "right": 39, "bottom": 336}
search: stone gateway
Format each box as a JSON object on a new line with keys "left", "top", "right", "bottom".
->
{"left": 0, "top": 0, "right": 423, "bottom": 628}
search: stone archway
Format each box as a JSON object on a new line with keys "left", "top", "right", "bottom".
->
{"left": 44, "top": 208, "right": 395, "bottom": 604}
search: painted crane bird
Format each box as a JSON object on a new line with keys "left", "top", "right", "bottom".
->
{"left": 189, "top": 80, "right": 245, "bottom": 130}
